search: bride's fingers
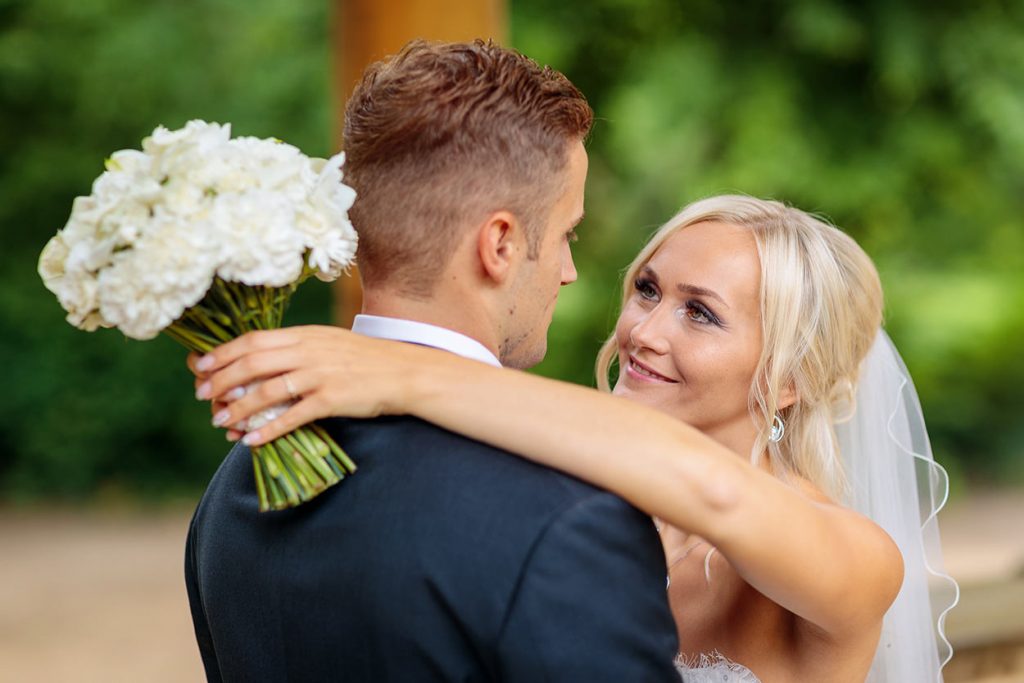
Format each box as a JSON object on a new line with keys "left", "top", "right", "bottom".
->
{"left": 194, "top": 328, "right": 303, "bottom": 375}
{"left": 241, "top": 398, "right": 327, "bottom": 447}
{"left": 210, "top": 399, "right": 228, "bottom": 419}
{"left": 196, "top": 347, "right": 304, "bottom": 400}
{"left": 212, "top": 370, "right": 317, "bottom": 428}
{"left": 187, "top": 352, "right": 205, "bottom": 377}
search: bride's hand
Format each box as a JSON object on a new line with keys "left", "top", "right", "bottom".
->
{"left": 187, "top": 325, "right": 431, "bottom": 446}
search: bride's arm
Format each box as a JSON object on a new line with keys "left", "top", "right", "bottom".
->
{"left": 192, "top": 325, "right": 903, "bottom": 640}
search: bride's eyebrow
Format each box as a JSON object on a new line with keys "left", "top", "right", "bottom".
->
{"left": 641, "top": 265, "right": 729, "bottom": 309}
{"left": 677, "top": 283, "right": 729, "bottom": 309}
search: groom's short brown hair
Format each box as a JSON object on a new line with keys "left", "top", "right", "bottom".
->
{"left": 343, "top": 39, "right": 592, "bottom": 297}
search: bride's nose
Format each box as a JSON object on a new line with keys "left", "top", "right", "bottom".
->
{"left": 627, "top": 306, "right": 672, "bottom": 355}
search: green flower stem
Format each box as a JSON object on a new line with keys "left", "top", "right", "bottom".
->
{"left": 287, "top": 431, "right": 336, "bottom": 485}
{"left": 260, "top": 455, "right": 286, "bottom": 510}
{"left": 213, "top": 280, "right": 248, "bottom": 327}
{"left": 278, "top": 434, "right": 322, "bottom": 492}
{"left": 269, "top": 443, "right": 303, "bottom": 505}
{"left": 260, "top": 444, "right": 289, "bottom": 500}
{"left": 278, "top": 441, "right": 310, "bottom": 503}
{"left": 244, "top": 290, "right": 261, "bottom": 318}
{"left": 184, "top": 308, "right": 233, "bottom": 342}
{"left": 312, "top": 423, "right": 357, "bottom": 473}
{"left": 162, "top": 277, "right": 356, "bottom": 512}
{"left": 294, "top": 427, "right": 323, "bottom": 459}
{"left": 174, "top": 317, "right": 225, "bottom": 347}
{"left": 193, "top": 305, "right": 236, "bottom": 333}
{"left": 263, "top": 442, "right": 301, "bottom": 507}
{"left": 165, "top": 323, "right": 217, "bottom": 354}
{"left": 313, "top": 435, "right": 332, "bottom": 460}
{"left": 162, "top": 325, "right": 197, "bottom": 352}
{"left": 252, "top": 452, "right": 270, "bottom": 511}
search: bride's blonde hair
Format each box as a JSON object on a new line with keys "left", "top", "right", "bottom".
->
{"left": 595, "top": 195, "right": 883, "bottom": 501}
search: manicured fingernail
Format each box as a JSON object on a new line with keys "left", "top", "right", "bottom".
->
{"left": 212, "top": 409, "right": 230, "bottom": 427}
{"left": 196, "top": 355, "right": 215, "bottom": 372}
{"left": 242, "top": 431, "right": 261, "bottom": 446}
{"left": 227, "top": 433, "right": 239, "bottom": 442}
{"left": 195, "top": 382, "right": 211, "bottom": 399}
{"left": 226, "top": 386, "right": 246, "bottom": 401}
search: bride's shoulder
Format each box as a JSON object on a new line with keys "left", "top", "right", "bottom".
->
{"left": 793, "top": 475, "right": 899, "bottom": 557}
{"left": 787, "top": 471, "right": 834, "bottom": 505}
{"left": 782, "top": 473, "right": 905, "bottom": 626}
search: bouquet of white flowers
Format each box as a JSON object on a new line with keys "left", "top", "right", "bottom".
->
{"left": 38, "top": 120, "right": 359, "bottom": 511}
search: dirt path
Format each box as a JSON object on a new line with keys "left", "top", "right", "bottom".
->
{"left": 0, "top": 507, "right": 203, "bottom": 682}
{"left": 1, "top": 490, "right": 1023, "bottom": 682}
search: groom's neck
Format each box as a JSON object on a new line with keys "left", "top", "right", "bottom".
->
{"left": 360, "top": 288, "right": 500, "bottom": 359}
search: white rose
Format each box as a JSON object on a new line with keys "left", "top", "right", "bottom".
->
{"left": 105, "top": 149, "right": 152, "bottom": 177}
{"left": 298, "top": 152, "right": 358, "bottom": 280}
{"left": 59, "top": 272, "right": 105, "bottom": 331}
{"left": 98, "top": 211, "right": 219, "bottom": 340}
{"left": 38, "top": 233, "right": 108, "bottom": 331}
{"left": 61, "top": 196, "right": 103, "bottom": 235}
{"left": 159, "top": 177, "right": 209, "bottom": 217}
{"left": 222, "top": 137, "right": 310, "bottom": 199}
{"left": 143, "top": 120, "right": 231, "bottom": 159}
{"left": 38, "top": 234, "right": 69, "bottom": 292}
{"left": 146, "top": 121, "right": 232, "bottom": 193}
{"left": 41, "top": 119, "right": 360, "bottom": 339}
{"left": 76, "top": 311, "right": 108, "bottom": 332}
{"left": 212, "top": 189, "right": 305, "bottom": 287}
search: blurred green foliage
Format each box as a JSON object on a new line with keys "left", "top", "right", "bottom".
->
{"left": 0, "top": 0, "right": 334, "bottom": 499}
{"left": 519, "top": 0, "right": 1024, "bottom": 488}
{"left": 2, "top": 0, "right": 1022, "bottom": 500}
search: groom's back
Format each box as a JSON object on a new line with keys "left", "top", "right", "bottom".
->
{"left": 186, "top": 416, "right": 678, "bottom": 682}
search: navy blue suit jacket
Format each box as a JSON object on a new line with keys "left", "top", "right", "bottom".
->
{"left": 185, "top": 415, "right": 679, "bottom": 681}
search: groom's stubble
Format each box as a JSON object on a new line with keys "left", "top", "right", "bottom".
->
{"left": 496, "top": 140, "right": 588, "bottom": 369}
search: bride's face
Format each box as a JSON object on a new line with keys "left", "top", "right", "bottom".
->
{"left": 612, "top": 221, "right": 764, "bottom": 450}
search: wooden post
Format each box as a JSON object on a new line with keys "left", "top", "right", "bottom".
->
{"left": 330, "top": 0, "right": 507, "bottom": 327}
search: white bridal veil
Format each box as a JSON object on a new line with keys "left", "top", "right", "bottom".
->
{"left": 835, "top": 331, "right": 960, "bottom": 682}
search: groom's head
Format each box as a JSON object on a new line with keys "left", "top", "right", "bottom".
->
{"left": 343, "top": 39, "right": 592, "bottom": 368}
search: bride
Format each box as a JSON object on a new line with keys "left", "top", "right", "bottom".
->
{"left": 191, "top": 195, "right": 958, "bottom": 682}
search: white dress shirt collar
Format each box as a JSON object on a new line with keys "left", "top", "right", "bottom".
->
{"left": 352, "top": 314, "right": 502, "bottom": 368}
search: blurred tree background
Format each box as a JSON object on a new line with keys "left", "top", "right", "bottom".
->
{"left": 1, "top": 0, "right": 1022, "bottom": 501}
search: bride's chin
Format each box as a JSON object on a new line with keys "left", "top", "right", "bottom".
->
{"left": 613, "top": 383, "right": 658, "bottom": 406}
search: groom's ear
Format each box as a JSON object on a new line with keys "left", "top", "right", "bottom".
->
{"left": 476, "top": 210, "right": 522, "bottom": 285}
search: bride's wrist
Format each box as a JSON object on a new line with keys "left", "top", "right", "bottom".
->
{"left": 382, "top": 345, "right": 442, "bottom": 417}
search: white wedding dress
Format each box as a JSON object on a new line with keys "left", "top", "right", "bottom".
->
{"left": 676, "top": 653, "right": 760, "bottom": 682}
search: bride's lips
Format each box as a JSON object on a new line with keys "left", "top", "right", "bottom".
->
{"left": 625, "top": 356, "right": 678, "bottom": 384}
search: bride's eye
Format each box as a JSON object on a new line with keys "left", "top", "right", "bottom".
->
{"left": 685, "top": 301, "right": 721, "bottom": 326}
{"left": 634, "top": 277, "right": 659, "bottom": 301}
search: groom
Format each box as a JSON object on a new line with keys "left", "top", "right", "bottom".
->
{"left": 185, "top": 39, "right": 679, "bottom": 681}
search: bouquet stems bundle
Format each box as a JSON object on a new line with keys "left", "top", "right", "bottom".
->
{"left": 38, "top": 120, "right": 360, "bottom": 511}
{"left": 166, "top": 276, "right": 356, "bottom": 511}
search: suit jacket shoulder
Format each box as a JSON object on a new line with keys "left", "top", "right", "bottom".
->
{"left": 186, "top": 416, "right": 679, "bottom": 681}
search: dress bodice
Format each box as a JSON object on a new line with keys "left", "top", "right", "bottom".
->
{"left": 676, "top": 652, "right": 760, "bottom": 682}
